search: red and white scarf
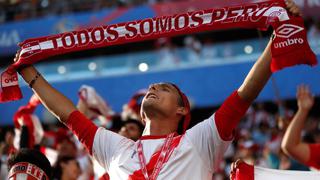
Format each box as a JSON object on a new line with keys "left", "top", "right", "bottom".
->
{"left": 0, "top": 0, "right": 317, "bottom": 103}
{"left": 13, "top": 94, "right": 44, "bottom": 149}
{"left": 232, "top": 162, "right": 320, "bottom": 180}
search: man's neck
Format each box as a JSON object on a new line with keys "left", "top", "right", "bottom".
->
{"left": 142, "top": 119, "right": 178, "bottom": 136}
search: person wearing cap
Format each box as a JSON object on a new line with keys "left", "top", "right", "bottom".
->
{"left": 14, "top": 1, "right": 301, "bottom": 178}
{"left": 7, "top": 148, "right": 52, "bottom": 180}
{"left": 281, "top": 85, "right": 320, "bottom": 170}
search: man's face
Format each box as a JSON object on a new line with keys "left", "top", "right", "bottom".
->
{"left": 141, "top": 83, "right": 182, "bottom": 119}
{"left": 118, "top": 123, "right": 142, "bottom": 141}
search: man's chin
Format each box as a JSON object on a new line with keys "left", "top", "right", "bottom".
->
{"left": 142, "top": 99, "right": 158, "bottom": 109}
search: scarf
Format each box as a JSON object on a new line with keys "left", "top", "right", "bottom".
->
{"left": 0, "top": 0, "right": 317, "bottom": 103}
{"left": 78, "top": 85, "right": 114, "bottom": 119}
{"left": 232, "top": 162, "right": 320, "bottom": 180}
{"left": 13, "top": 94, "right": 44, "bottom": 149}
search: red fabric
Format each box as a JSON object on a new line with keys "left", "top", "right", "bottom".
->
{"left": 65, "top": 111, "right": 98, "bottom": 154}
{"left": 13, "top": 97, "right": 41, "bottom": 148}
{"left": 99, "top": 173, "right": 110, "bottom": 180}
{"left": 0, "top": 70, "right": 22, "bottom": 102}
{"left": 128, "top": 135, "right": 182, "bottom": 179}
{"left": 39, "top": 146, "right": 46, "bottom": 155}
{"left": 215, "top": 91, "right": 250, "bottom": 141}
{"left": 231, "top": 162, "right": 254, "bottom": 180}
{"left": 271, "top": 16, "right": 317, "bottom": 72}
{"left": 306, "top": 143, "right": 320, "bottom": 170}
{"left": 1, "top": 0, "right": 317, "bottom": 103}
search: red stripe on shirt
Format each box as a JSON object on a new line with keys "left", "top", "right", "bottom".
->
{"left": 215, "top": 91, "right": 250, "bottom": 141}
{"left": 65, "top": 111, "right": 98, "bottom": 154}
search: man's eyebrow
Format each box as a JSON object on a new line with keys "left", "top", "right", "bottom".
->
{"left": 162, "top": 83, "right": 174, "bottom": 90}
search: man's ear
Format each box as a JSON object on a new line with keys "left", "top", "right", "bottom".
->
{"left": 140, "top": 111, "right": 146, "bottom": 125}
{"left": 177, "top": 107, "right": 188, "bottom": 116}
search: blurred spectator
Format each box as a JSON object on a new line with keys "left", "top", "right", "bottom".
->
{"left": 52, "top": 155, "right": 82, "bottom": 180}
{"left": 118, "top": 119, "right": 144, "bottom": 141}
{"left": 55, "top": 128, "right": 78, "bottom": 158}
{"left": 222, "top": 43, "right": 233, "bottom": 58}
{"left": 155, "top": 38, "right": 180, "bottom": 67}
{"left": 0, "top": 0, "right": 155, "bottom": 24}
{"left": 201, "top": 39, "right": 218, "bottom": 62}
{"left": 0, "top": 129, "right": 15, "bottom": 178}
{"left": 184, "top": 36, "right": 202, "bottom": 63}
{"left": 281, "top": 85, "right": 320, "bottom": 170}
{"left": 120, "top": 89, "right": 146, "bottom": 141}
{"left": 308, "top": 20, "right": 320, "bottom": 40}
{"left": 121, "top": 89, "right": 146, "bottom": 122}
{"left": 7, "top": 148, "right": 52, "bottom": 179}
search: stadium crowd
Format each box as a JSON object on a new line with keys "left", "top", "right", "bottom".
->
{"left": 0, "top": 84, "right": 319, "bottom": 179}
{"left": 0, "top": 0, "right": 185, "bottom": 24}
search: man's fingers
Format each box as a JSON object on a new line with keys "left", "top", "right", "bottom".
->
{"left": 235, "top": 159, "right": 242, "bottom": 167}
{"left": 285, "top": 0, "right": 293, "bottom": 7}
{"left": 289, "top": 7, "right": 300, "bottom": 15}
{"left": 230, "top": 162, "right": 236, "bottom": 180}
{"left": 231, "top": 162, "right": 235, "bottom": 173}
{"left": 285, "top": 0, "right": 301, "bottom": 16}
{"left": 14, "top": 49, "right": 21, "bottom": 62}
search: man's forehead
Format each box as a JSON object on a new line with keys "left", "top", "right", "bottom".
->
{"left": 151, "top": 82, "right": 179, "bottom": 92}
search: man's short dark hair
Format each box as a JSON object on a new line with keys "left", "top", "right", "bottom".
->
{"left": 7, "top": 148, "right": 52, "bottom": 178}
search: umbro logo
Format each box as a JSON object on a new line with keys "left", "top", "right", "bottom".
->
{"left": 275, "top": 24, "right": 304, "bottom": 38}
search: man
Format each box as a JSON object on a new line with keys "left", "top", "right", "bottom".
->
{"left": 16, "top": 1, "right": 301, "bottom": 179}
{"left": 281, "top": 85, "right": 320, "bottom": 170}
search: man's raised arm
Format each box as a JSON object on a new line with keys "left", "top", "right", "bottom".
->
{"left": 18, "top": 64, "right": 98, "bottom": 154}
{"left": 237, "top": 39, "right": 272, "bottom": 103}
{"left": 238, "top": 0, "right": 301, "bottom": 103}
{"left": 19, "top": 65, "right": 76, "bottom": 122}
{"left": 215, "top": 0, "right": 301, "bottom": 140}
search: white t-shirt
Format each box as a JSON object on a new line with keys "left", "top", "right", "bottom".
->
{"left": 92, "top": 114, "right": 231, "bottom": 180}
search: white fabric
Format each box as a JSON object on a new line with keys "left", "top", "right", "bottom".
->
{"left": 42, "top": 147, "right": 58, "bottom": 166}
{"left": 92, "top": 114, "right": 230, "bottom": 180}
{"left": 79, "top": 85, "right": 113, "bottom": 117}
{"left": 13, "top": 115, "right": 44, "bottom": 150}
{"left": 31, "top": 115, "right": 44, "bottom": 145}
{"left": 254, "top": 166, "right": 320, "bottom": 180}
